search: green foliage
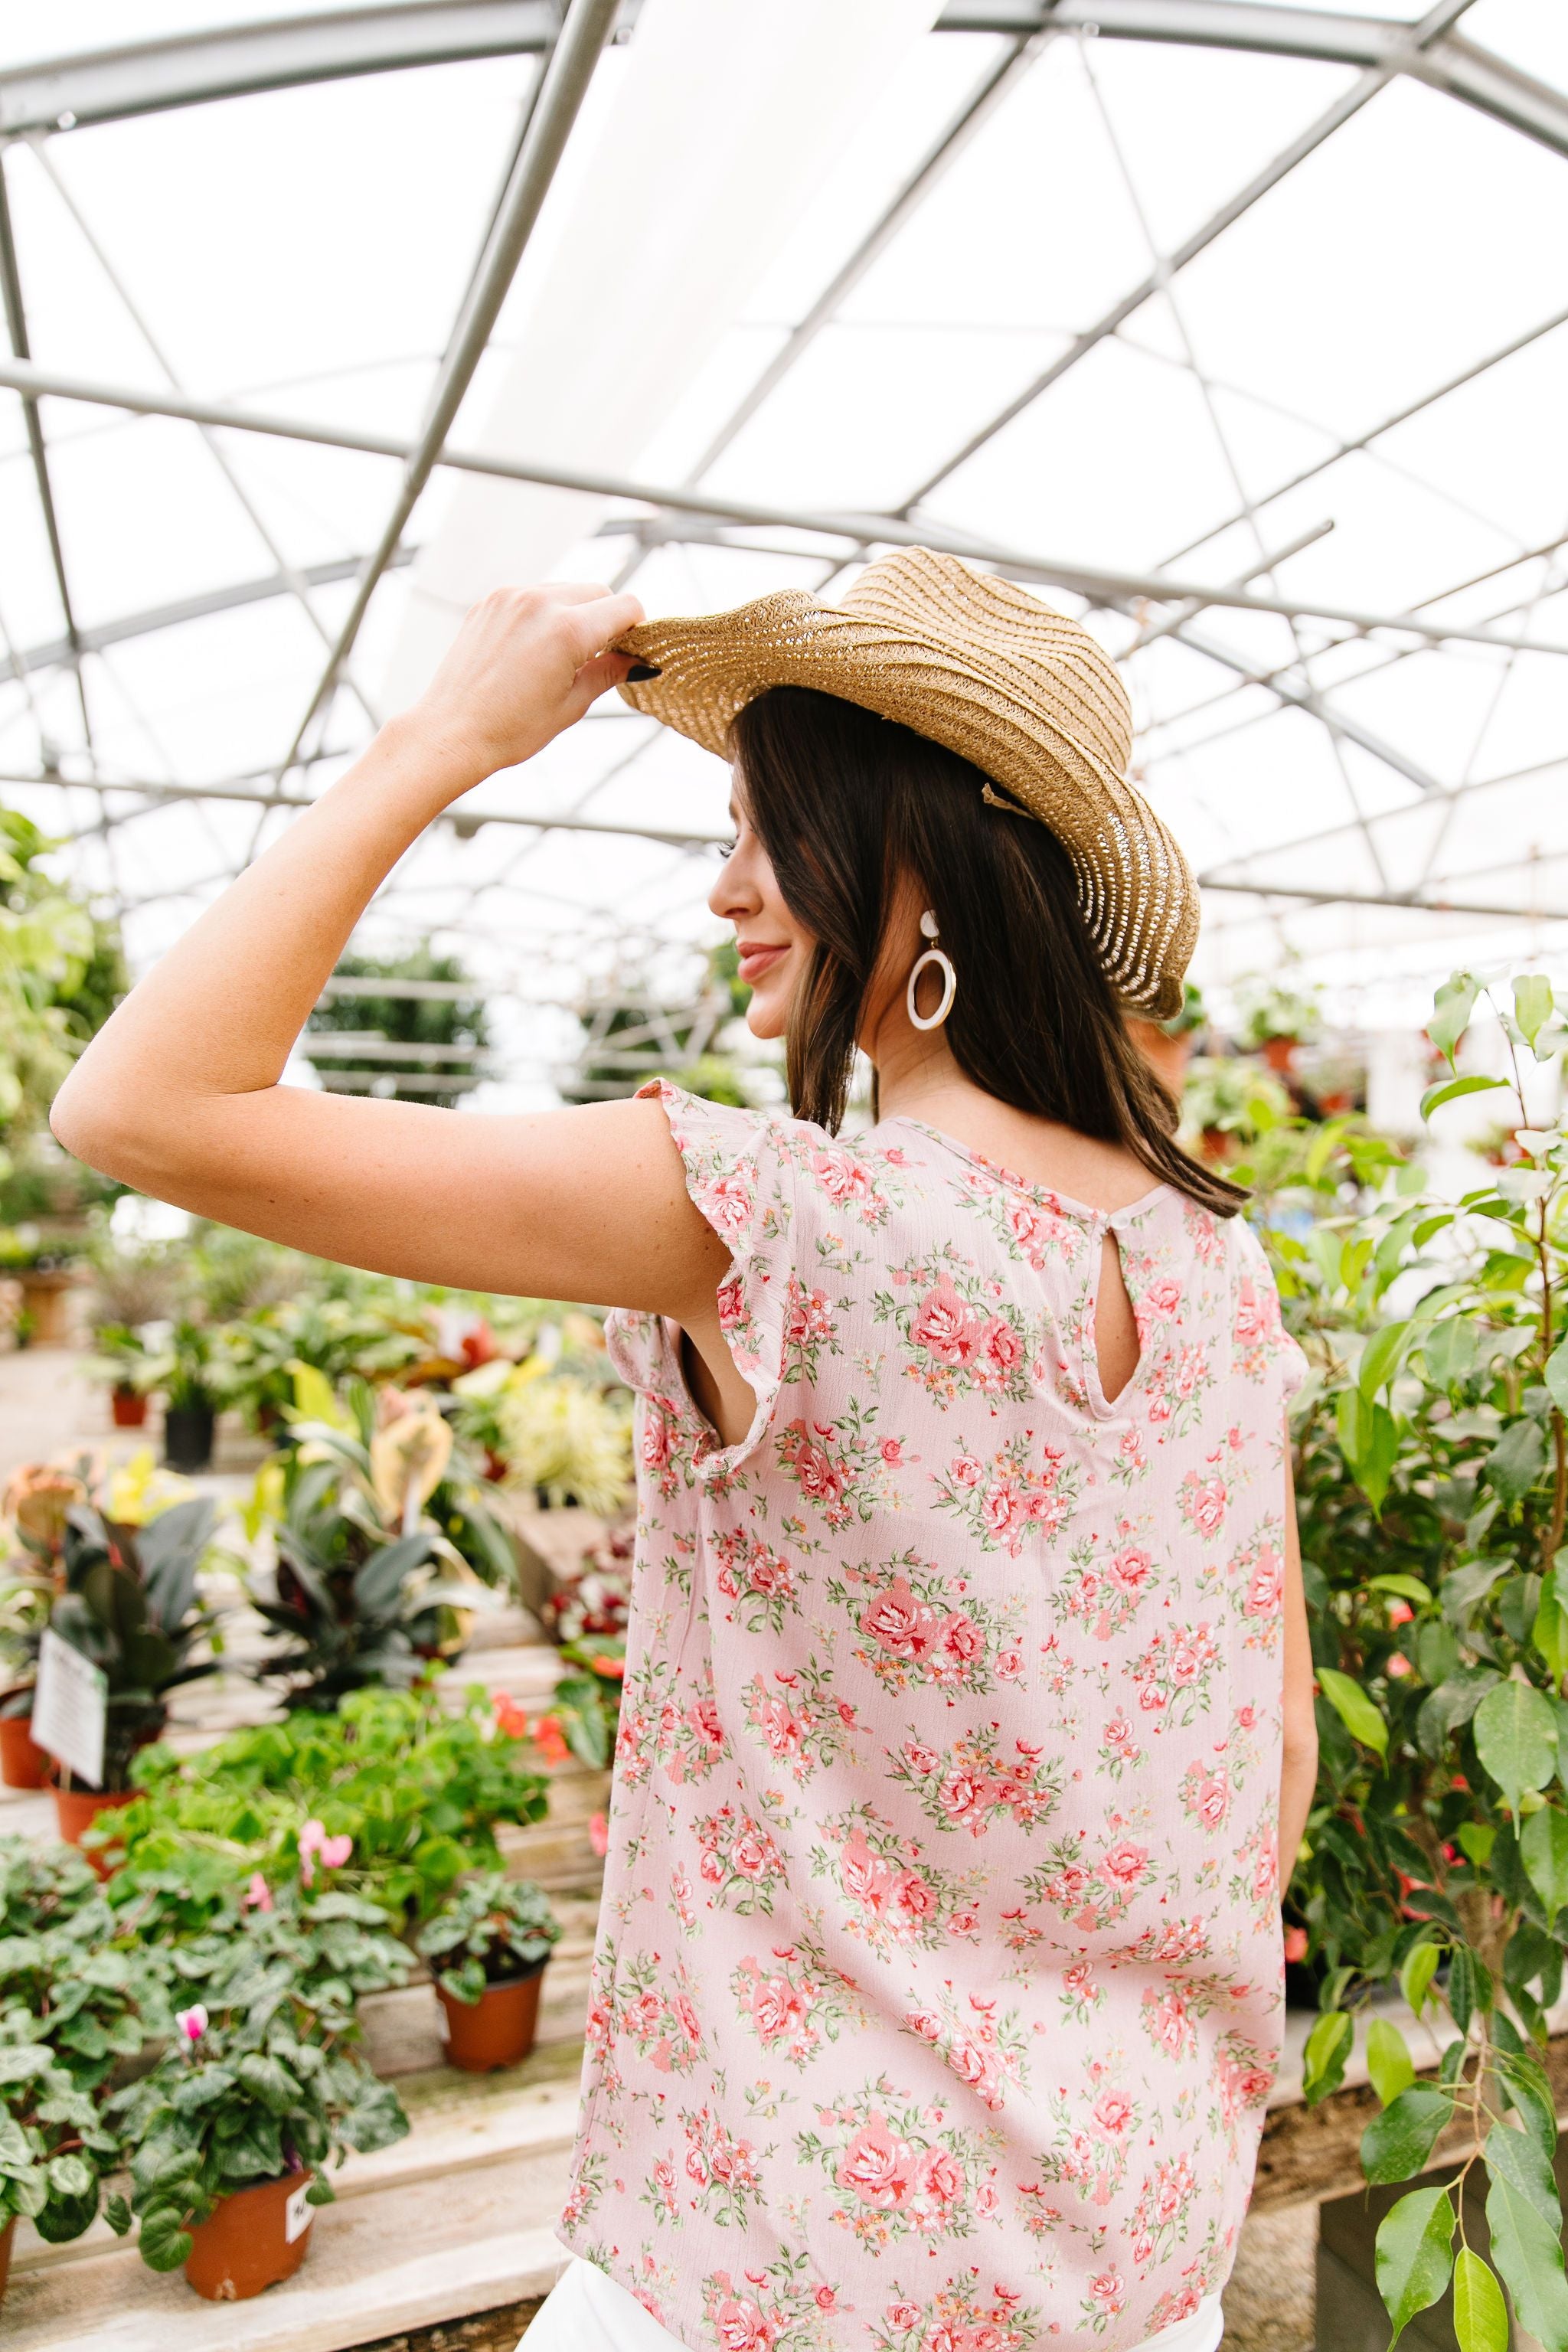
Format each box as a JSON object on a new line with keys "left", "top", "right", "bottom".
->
{"left": 1280, "top": 972, "right": 1568, "bottom": 2349}
{"left": 109, "top": 1685, "right": 549, "bottom": 1929}
{"left": 105, "top": 1880, "right": 410, "bottom": 2270}
{"left": 547, "top": 1634, "right": 626, "bottom": 1770}
{"left": 47, "top": 1493, "right": 226, "bottom": 1791}
{"left": 0, "top": 807, "right": 124, "bottom": 1184}
{"left": 0, "top": 1839, "right": 162, "bottom": 2242}
{"left": 415, "top": 1870, "right": 560, "bottom": 2004}
{"left": 302, "top": 946, "right": 489, "bottom": 1108}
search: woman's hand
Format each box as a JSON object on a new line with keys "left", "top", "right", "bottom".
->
{"left": 402, "top": 581, "right": 646, "bottom": 792}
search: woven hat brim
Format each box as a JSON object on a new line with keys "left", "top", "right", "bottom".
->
{"left": 615, "top": 586, "right": 1196, "bottom": 1021}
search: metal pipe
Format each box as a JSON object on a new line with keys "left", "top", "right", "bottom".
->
{"left": 895, "top": 0, "right": 1481, "bottom": 511}
{"left": 277, "top": 0, "right": 623, "bottom": 775}
{"left": 2, "top": 355, "right": 1562, "bottom": 652}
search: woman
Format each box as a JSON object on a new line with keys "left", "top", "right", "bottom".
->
{"left": 54, "top": 550, "right": 1317, "bottom": 2352}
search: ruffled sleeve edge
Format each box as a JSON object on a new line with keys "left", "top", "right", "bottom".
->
{"left": 608, "top": 1077, "right": 794, "bottom": 1481}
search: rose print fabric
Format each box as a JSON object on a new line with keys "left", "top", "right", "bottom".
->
{"left": 558, "top": 1083, "right": 1306, "bottom": 2351}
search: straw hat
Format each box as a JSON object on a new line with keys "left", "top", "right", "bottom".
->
{"left": 616, "top": 546, "right": 1197, "bottom": 1019}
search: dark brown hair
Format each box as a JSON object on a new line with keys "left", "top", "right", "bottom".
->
{"left": 730, "top": 685, "right": 1245, "bottom": 1219}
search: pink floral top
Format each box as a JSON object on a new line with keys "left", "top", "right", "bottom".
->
{"left": 560, "top": 1083, "right": 1306, "bottom": 2351}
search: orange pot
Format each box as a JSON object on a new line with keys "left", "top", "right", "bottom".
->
{"left": 436, "top": 1962, "right": 547, "bottom": 2072}
{"left": 0, "top": 1710, "right": 51, "bottom": 1791}
{"left": 1262, "top": 1034, "right": 1298, "bottom": 1075}
{"left": 111, "top": 1385, "right": 149, "bottom": 1429}
{"left": 53, "top": 1784, "right": 138, "bottom": 1876}
{"left": 183, "top": 2170, "right": 314, "bottom": 2301}
{"left": 0, "top": 2214, "right": 15, "bottom": 2308}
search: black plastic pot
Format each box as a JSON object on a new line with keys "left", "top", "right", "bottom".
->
{"left": 163, "top": 1405, "right": 216, "bottom": 1472}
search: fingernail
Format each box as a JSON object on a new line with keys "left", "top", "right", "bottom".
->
{"left": 626, "top": 662, "right": 661, "bottom": 682}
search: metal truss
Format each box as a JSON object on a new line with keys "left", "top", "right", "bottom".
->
{"left": 2, "top": 355, "right": 1563, "bottom": 655}
{"left": 1, "top": 0, "right": 1565, "bottom": 985}
{"left": 5, "top": 2, "right": 1565, "bottom": 159}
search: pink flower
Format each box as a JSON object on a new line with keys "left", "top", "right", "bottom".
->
{"left": 1099, "top": 1839, "right": 1149, "bottom": 1888}
{"left": 1283, "top": 1926, "right": 1308, "bottom": 1963}
{"left": 864, "top": 1582, "right": 938, "bottom": 1658}
{"left": 241, "top": 1872, "right": 273, "bottom": 1912}
{"left": 981, "top": 1318, "right": 1023, "bottom": 1377}
{"left": 176, "top": 2004, "right": 208, "bottom": 2044}
{"left": 949, "top": 1452, "right": 983, "bottom": 1489}
{"left": 1387, "top": 1651, "right": 1413, "bottom": 1678}
{"left": 916, "top": 2144, "right": 964, "bottom": 2208}
{"left": 1093, "top": 2089, "right": 1135, "bottom": 2136}
{"left": 699, "top": 1173, "right": 754, "bottom": 1240}
{"left": 838, "top": 2117, "right": 913, "bottom": 2208}
{"left": 713, "top": 2295, "right": 774, "bottom": 2351}
{"left": 880, "top": 1437, "right": 904, "bottom": 1465}
{"left": 939, "top": 1612, "right": 983, "bottom": 1664}
{"left": 1387, "top": 1596, "right": 1415, "bottom": 1625}
{"left": 912, "top": 1277, "right": 982, "bottom": 1367}
{"left": 1195, "top": 1772, "right": 1231, "bottom": 1829}
{"left": 298, "top": 1818, "right": 351, "bottom": 1886}
{"left": 1245, "top": 1547, "right": 1284, "bottom": 1618}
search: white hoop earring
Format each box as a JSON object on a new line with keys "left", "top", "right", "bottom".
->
{"left": 906, "top": 909, "right": 957, "bottom": 1032}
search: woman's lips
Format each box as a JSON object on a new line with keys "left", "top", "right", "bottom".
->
{"left": 737, "top": 943, "right": 787, "bottom": 985}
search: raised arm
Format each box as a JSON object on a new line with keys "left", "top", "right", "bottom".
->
{"left": 50, "top": 586, "right": 734, "bottom": 1356}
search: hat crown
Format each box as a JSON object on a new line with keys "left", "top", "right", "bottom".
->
{"left": 838, "top": 547, "right": 1134, "bottom": 776}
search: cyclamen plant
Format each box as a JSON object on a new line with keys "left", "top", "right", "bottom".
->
{"left": 415, "top": 1871, "right": 560, "bottom": 2004}
{"left": 1279, "top": 972, "right": 1568, "bottom": 2347}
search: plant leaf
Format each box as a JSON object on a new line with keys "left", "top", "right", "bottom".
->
{"left": 1488, "top": 1419, "right": 1547, "bottom": 1508}
{"left": 1474, "top": 1680, "right": 1559, "bottom": 1817}
{"left": 1453, "top": 2248, "right": 1509, "bottom": 2352}
{"left": 1361, "top": 1320, "right": 1413, "bottom": 1400}
{"left": 1515, "top": 975, "right": 1554, "bottom": 1048}
{"left": 1366, "top": 2015, "right": 1417, "bottom": 2107}
{"left": 1318, "top": 1666, "right": 1388, "bottom": 1758}
{"left": 1375, "top": 2185, "right": 1455, "bottom": 2347}
{"left": 1429, "top": 972, "right": 1481, "bottom": 1068}
{"left": 1400, "top": 1939, "right": 1441, "bottom": 2018}
{"left": 1302, "top": 2008, "right": 1352, "bottom": 2105}
{"left": 1485, "top": 2131, "right": 1568, "bottom": 2352}
{"left": 1361, "top": 2085, "right": 1452, "bottom": 2184}
{"left": 1420, "top": 1073, "right": 1509, "bottom": 1119}
{"left": 1522, "top": 1803, "right": 1568, "bottom": 1922}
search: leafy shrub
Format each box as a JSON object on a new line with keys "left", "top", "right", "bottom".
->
{"left": 105, "top": 1882, "right": 410, "bottom": 2272}
{"left": 113, "top": 1685, "right": 550, "bottom": 1927}
{"left": 416, "top": 1872, "right": 560, "bottom": 2004}
{"left": 1281, "top": 972, "right": 1568, "bottom": 2341}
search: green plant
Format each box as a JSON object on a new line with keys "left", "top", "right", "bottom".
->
{"left": 1237, "top": 974, "right": 1321, "bottom": 1050}
{"left": 0, "top": 1838, "right": 172, "bottom": 2243}
{"left": 547, "top": 1634, "right": 626, "bottom": 1770}
{"left": 301, "top": 947, "right": 489, "bottom": 1108}
{"left": 243, "top": 1378, "right": 506, "bottom": 1707}
{"left": 0, "top": 807, "right": 123, "bottom": 1186}
{"left": 111, "top": 1685, "right": 550, "bottom": 1928}
{"left": 1281, "top": 971, "right": 1568, "bottom": 2344}
{"left": 145, "top": 1318, "right": 234, "bottom": 1414}
{"left": 1180, "top": 1055, "right": 1292, "bottom": 1149}
{"left": 104, "top": 1880, "right": 410, "bottom": 2272}
{"left": 86, "top": 1321, "right": 163, "bottom": 1399}
{"left": 416, "top": 1871, "right": 560, "bottom": 2004}
{"left": 48, "top": 1492, "right": 227, "bottom": 1790}
{"left": 220, "top": 1293, "right": 430, "bottom": 1429}
{"left": 497, "top": 1373, "right": 632, "bottom": 1513}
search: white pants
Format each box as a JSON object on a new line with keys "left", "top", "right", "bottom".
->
{"left": 523, "top": 2256, "right": 1224, "bottom": 2351}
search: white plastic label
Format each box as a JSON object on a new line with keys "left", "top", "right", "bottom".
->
{"left": 285, "top": 2181, "right": 313, "bottom": 2244}
{"left": 32, "top": 1630, "right": 107, "bottom": 1789}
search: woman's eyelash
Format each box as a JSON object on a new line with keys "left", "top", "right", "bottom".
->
{"left": 711, "top": 836, "right": 738, "bottom": 861}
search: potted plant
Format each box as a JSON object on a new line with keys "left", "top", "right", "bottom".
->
{"left": 243, "top": 1378, "right": 507, "bottom": 1710}
{"left": 496, "top": 1371, "right": 632, "bottom": 1513}
{"left": 416, "top": 1871, "right": 560, "bottom": 2070}
{"left": 105, "top": 1877, "right": 410, "bottom": 2299}
{"left": 0, "top": 1462, "right": 83, "bottom": 1789}
{"left": 109, "top": 1684, "right": 550, "bottom": 1931}
{"left": 150, "top": 1320, "right": 230, "bottom": 1471}
{"left": 1237, "top": 975, "right": 1321, "bottom": 1073}
{"left": 1279, "top": 969, "right": 1568, "bottom": 2341}
{"left": 45, "top": 1488, "right": 226, "bottom": 1851}
{"left": 1178, "top": 1054, "right": 1291, "bottom": 1162}
{"left": 87, "top": 1322, "right": 162, "bottom": 1428}
{"left": 0, "top": 1835, "right": 172, "bottom": 2302}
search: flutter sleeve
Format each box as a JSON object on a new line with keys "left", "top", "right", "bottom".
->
{"left": 1228, "top": 1216, "right": 1311, "bottom": 1419}
{"left": 604, "top": 1078, "right": 798, "bottom": 1478}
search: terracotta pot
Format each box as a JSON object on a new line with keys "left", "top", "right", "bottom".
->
{"left": 183, "top": 2169, "right": 315, "bottom": 2302}
{"left": 1262, "top": 1034, "right": 1298, "bottom": 1074}
{"left": 18, "top": 1267, "right": 82, "bottom": 1348}
{"left": 0, "top": 1710, "right": 51, "bottom": 1791}
{"left": 436, "top": 1960, "right": 547, "bottom": 2072}
{"left": 0, "top": 2214, "right": 14, "bottom": 2309}
{"left": 111, "top": 1384, "right": 149, "bottom": 1429}
{"left": 54, "top": 1783, "right": 139, "bottom": 1875}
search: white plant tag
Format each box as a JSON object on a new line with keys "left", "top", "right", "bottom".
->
{"left": 32, "top": 1629, "right": 107, "bottom": 1788}
{"left": 285, "top": 2181, "right": 313, "bottom": 2244}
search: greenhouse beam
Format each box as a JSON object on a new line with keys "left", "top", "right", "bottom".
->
{"left": 2, "top": 357, "right": 1563, "bottom": 657}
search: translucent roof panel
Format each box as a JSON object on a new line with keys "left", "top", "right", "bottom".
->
{"left": 2, "top": 0, "right": 1566, "bottom": 1109}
